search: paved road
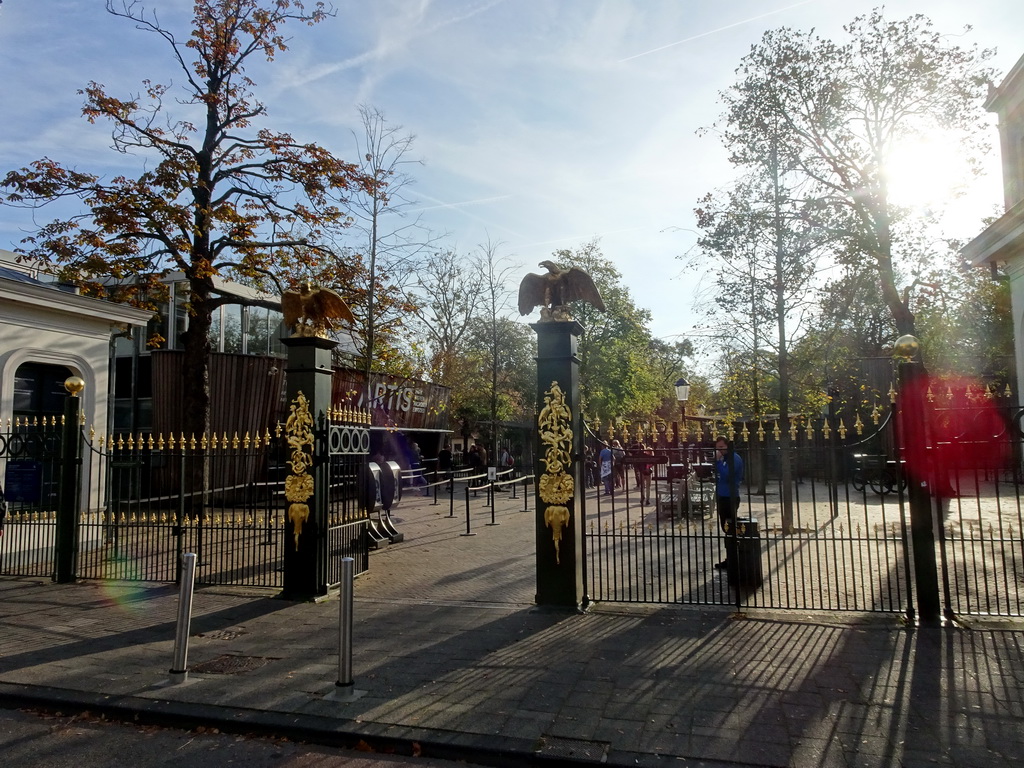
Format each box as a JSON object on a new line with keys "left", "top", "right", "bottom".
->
{"left": 0, "top": 707, "right": 473, "bottom": 767}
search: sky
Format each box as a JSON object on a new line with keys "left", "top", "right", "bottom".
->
{"left": 1, "top": 0, "right": 1023, "bottom": 345}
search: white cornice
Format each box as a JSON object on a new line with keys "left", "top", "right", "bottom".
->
{"left": 961, "top": 202, "right": 1024, "bottom": 267}
{"left": 0, "top": 278, "right": 153, "bottom": 326}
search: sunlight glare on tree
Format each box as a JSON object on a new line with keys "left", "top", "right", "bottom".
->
{"left": 882, "top": 129, "right": 996, "bottom": 234}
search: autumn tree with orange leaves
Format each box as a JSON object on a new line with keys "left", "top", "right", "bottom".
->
{"left": 1, "top": 0, "right": 372, "bottom": 439}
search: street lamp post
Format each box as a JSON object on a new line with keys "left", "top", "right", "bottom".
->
{"left": 674, "top": 377, "right": 690, "bottom": 446}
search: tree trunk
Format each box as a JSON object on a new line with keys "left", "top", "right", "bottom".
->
{"left": 179, "top": 279, "right": 213, "bottom": 517}
{"left": 771, "top": 133, "right": 795, "bottom": 535}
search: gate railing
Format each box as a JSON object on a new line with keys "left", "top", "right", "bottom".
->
{"left": 583, "top": 394, "right": 1024, "bottom": 619}
{"left": 76, "top": 429, "right": 288, "bottom": 586}
{"left": 325, "top": 419, "right": 371, "bottom": 586}
{"left": 0, "top": 418, "right": 64, "bottom": 578}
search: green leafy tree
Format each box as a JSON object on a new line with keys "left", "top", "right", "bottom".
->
{"left": 0, "top": 0, "right": 370, "bottom": 438}
{"left": 911, "top": 253, "right": 1013, "bottom": 382}
{"left": 411, "top": 248, "right": 484, "bottom": 387}
{"left": 693, "top": 172, "right": 823, "bottom": 420}
{"left": 549, "top": 240, "right": 663, "bottom": 423}
{"left": 717, "top": 10, "right": 994, "bottom": 337}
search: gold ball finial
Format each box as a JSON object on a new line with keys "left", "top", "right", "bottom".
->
{"left": 893, "top": 335, "right": 920, "bottom": 361}
{"left": 64, "top": 376, "right": 86, "bottom": 397}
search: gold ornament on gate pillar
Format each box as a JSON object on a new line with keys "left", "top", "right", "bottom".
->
{"left": 538, "top": 381, "right": 574, "bottom": 564}
{"left": 284, "top": 391, "right": 315, "bottom": 547}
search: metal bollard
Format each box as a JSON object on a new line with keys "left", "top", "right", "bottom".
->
{"left": 325, "top": 557, "right": 365, "bottom": 702}
{"left": 461, "top": 484, "right": 476, "bottom": 536}
{"left": 169, "top": 552, "right": 197, "bottom": 683}
{"left": 336, "top": 557, "right": 354, "bottom": 690}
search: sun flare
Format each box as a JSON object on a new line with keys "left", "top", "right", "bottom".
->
{"left": 883, "top": 134, "right": 970, "bottom": 212}
{"left": 881, "top": 130, "right": 1000, "bottom": 237}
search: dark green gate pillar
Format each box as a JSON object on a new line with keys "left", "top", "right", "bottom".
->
{"left": 896, "top": 337, "right": 941, "bottom": 624}
{"left": 532, "top": 321, "right": 587, "bottom": 609}
{"left": 55, "top": 376, "right": 85, "bottom": 584}
{"left": 281, "top": 336, "right": 336, "bottom": 600}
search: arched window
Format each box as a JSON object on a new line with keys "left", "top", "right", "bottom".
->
{"left": 13, "top": 362, "right": 74, "bottom": 423}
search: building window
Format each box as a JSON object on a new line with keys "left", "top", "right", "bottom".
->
{"left": 12, "top": 362, "right": 73, "bottom": 421}
{"left": 223, "top": 304, "right": 244, "bottom": 353}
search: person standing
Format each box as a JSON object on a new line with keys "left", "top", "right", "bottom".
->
{"left": 599, "top": 444, "right": 614, "bottom": 495}
{"left": 713, "top": 436, "right": 744, "bottom": 570}
{"left": 584, "top": 445, "right": 596, "bottom": 488}
{"left": 638, "top": 441, "right": 655, "bottom": 506}
{"left": 438, "top": 442, "right": 453, "bottom": 489}
{"left": 611, "top": 439, "right": 625, "bottom": 489}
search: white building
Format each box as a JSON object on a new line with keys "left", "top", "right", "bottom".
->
{"left": 962, "top": 53, "right": 1024, "bottom": 399}
{"left": 0, "top": 248, "right": 152, "bottom": 431}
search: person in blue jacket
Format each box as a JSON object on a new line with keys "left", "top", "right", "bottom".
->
{"left": 713, "top": 436, "right": 744, "bottom": 570}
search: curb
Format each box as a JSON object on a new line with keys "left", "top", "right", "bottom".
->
{"left": 0, "top": 681, "right": 750, "bottom": 767}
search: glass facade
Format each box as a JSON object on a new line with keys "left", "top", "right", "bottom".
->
{"left": 112, "top": 278, "right": 286, "bottom": 433}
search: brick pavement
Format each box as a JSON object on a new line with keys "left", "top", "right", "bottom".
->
{"left": 1, "top": 486, "right": 1023, "bottom": 767}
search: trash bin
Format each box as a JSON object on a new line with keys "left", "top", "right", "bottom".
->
{"left": 725, "top": 517, "right": 763, "bottom": 588}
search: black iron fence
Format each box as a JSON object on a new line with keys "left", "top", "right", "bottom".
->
{"left": 584, "top": 399, "right": 1024, "bottom": 619}
{"left": 326, "top": 421, "right": 372, "bottom": 586}
{"left": 77, "top": 430, "right": 288, "bottom": 586}
{"left": 0, "top": 418, "right": 63, "bottom": 578}
{"left": 1, "top": 411, "right": 371, "bottom": 589}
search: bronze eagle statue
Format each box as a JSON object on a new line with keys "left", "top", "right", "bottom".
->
{"left": 281, "top": 282, "right": 355, "bottom": 338}
{"left": 518, "top": 260, "right": 606, "bottom": 321}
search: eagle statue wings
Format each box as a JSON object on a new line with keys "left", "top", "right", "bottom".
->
{"left": 281, "top": 282, "right": 355, "bottom": 338}
{"left": 518, "top": 260, "right": 606, "bottom": 322}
